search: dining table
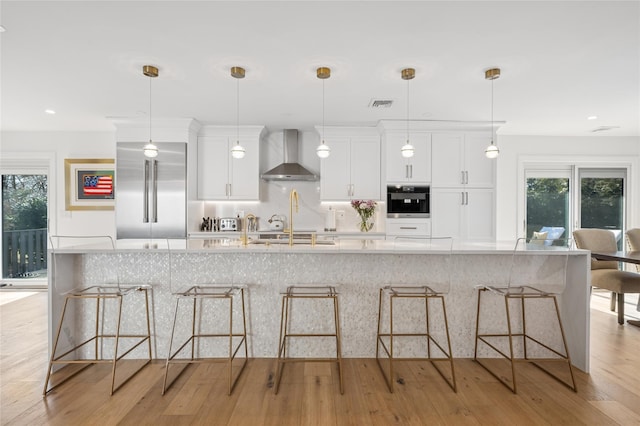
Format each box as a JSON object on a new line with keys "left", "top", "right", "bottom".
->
{"left": 590, "top": 250, "right": 640, "bottom": 327}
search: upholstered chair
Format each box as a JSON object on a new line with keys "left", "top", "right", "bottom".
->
{"left": 626, "top": 228, "right": 640, "bottom": 273}
{"left": 573, "top": 229, "right": 640, "bottom": 324}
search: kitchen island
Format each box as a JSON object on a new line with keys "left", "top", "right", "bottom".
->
{"left": 48, "top": 239, "right": 591, "bottom": 371}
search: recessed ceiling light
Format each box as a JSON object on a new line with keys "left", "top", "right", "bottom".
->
{"left": 45, "top": 109, "right": 56, "bottom": 115}
{"left": 587, "top": 115, "right": 598, "bottom": 120}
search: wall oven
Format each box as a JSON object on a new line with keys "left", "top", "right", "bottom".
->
{"left": 386, "top": 185, "right": 430, "bottom": 218}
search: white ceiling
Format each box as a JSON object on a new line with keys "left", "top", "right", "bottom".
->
{"left": 1, "top": 1, "right": 639, "bottom": 136}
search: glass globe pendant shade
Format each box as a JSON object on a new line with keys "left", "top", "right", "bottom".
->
{"left": 143, "top": 141, "right": 159, "bottom": 158}
{"left": 401, "top": 142, "right": 415, "bottom": 158}
{"left": 316, "top": 141, "right": 331, "bottom": 158}
{"left": 231, "top": 142, "right": 246, "bottom": 159}
{"left": 485, "top": 143, "right": 500, "bottom": 159}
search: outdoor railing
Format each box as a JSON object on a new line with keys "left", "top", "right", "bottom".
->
{"left": 2, "top": 228, "right": 47, "bottom": 279}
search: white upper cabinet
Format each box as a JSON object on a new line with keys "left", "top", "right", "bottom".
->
{"left": 431, "top": 132, "right": 494, "bottom": 188}
{"left": 385, "top": 132, "right": 431, "bottom": 183}
{"left": 319, "top": 127, "right": 381, "bottom": 201}
{"left": 197, "top": 126, "right": 264, "bottom": 200}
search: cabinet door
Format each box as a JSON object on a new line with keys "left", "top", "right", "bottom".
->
{"left": 465, "top": 134, "right": 495, "bottom": 187}
{"left": 197, "top": 136, "right": 230, "bottom": 199}
{"left": 228, "top": 137, "right": 259, "bottom": 200}
{"left": 350, "top": 137, "right": 380, "bottom": 200}
{"left": 465, "top": 189, "right": 495, "bottom": 240}
{"left": 430, "top": 188, "right": 464, "bottom": 239}
{"left": 386, "top": 133, "right": 431, "bottom": 183}
{"left": 320, "top": 138, "right": 351, "bottom": 200}
{"left": 431, "top": 133, "right": 464, "bottom": 187}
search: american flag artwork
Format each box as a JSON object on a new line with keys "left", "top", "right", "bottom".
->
{"left": 78, "top": 171, "right": 114, "bottom": 199}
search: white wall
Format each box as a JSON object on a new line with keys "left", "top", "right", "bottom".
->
{"left": 1, "top": 131, "right": 117, "bottom": 237}
{"left": 495, "top": 135, "right": 640, "bottom": 240}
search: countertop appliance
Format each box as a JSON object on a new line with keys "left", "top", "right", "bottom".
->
{"left": 219, "top": 217, "right": 239, "bottom": 231}
{"left": 387, "top": 185, "right": 430, "bottom": 218}
{"left": 116, "top": 142, "right": 187, "bottom": 239}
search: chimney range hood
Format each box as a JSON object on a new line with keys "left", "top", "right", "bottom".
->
{"left": 261, "top": 129, "right": 318, "bottom": 181}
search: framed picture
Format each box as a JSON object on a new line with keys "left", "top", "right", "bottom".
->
{"left": 64, "top": 159, "right": 115, "bottom": 211}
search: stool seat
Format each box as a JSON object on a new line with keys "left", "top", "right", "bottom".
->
{"left": 275, "top": 284, "right": 343, "bottom": 394}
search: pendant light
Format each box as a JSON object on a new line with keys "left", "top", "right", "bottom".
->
{"left": 316, "top": 67, "right": 331, "bottom": 158}
{"left": 401, "top": 68, "right": 415, "bottom": 158}
{"left": 143, "top": 65, "right": 159, "bottom": 158}
{"left": 230, "top": 66, "right": 246, "bottom": 159}
{"left": 485, "top": 67, "right": 500, "bottom": 159}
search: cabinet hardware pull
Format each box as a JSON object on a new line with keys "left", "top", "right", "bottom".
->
{"left": 461, "top": 191, "right": 465, "bottom": 205}
{"left": 152, "top": 159, "right": 158, "bottom": 223}
{"left": 465, "top": 171, "right": 469, "bottom": 184}
{"left": 409, "top": 164, "right": 413, "bottom": 179}
{"left": 143, "top": 160, "right": 150, "bottom": 223}
{"left": 461, "top": 171, "right": 465, "bottom": 184}
{"left": 400, "top": 226, "right": 418, "bottom": 230}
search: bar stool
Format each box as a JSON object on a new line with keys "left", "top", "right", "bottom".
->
{"left": 376, "top": 236, "right": 456, "bottom": 392}
{"left": 275, "top": 285, "right": 343, "bottom": 394}
{"left": 474, "top": 237, "right": 576, "bottom": 393}
{"left": 162, "top": 240, "right": 248, "bottom": 395}
{"left": 43, "top": 235, "right": 152, "bottom": 396}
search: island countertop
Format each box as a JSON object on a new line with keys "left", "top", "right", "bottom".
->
{"left": 48, "top": 238, "right": 591, "bottom": 371}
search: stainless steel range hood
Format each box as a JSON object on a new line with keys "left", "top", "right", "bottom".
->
{"left": 261, "top": 129, "right": 318, "bottom": 181}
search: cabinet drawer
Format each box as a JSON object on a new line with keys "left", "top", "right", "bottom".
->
{"left": 386, "top": 220, "right": 431, "bottom": 237}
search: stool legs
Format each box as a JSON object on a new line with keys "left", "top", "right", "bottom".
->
{"left": 275, "top": 288, "right": 343, "bottom": 395}
{"left": 376, "top": 288, "right": 456, "bottom": 393}
{"left": 162, "top": 288, "right": 248, "bottom": 396}
{"left": 43, "top": 288, "right": 152, "bottom": 396}
{"left": 474, "top": 288, "right": 577, "bottom": 394}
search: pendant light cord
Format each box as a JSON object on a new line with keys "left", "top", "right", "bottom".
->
{"left": 322, "top": 78, "right": 325, "bottom": 144}
{"left": 236, "top": 76, "right": 240, "bottom": 145}
{"left": 490, "top": 77, "right": 494, "bottom": 144}
{"left": 149, "top": 75, "right": 152, "bottom": 143}
{"left": 406, "top": 77, "right": 410, "bottom": 143}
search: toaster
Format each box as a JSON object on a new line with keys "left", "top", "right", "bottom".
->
{"left": 219, "top": 217, "right": 239, "bottom": 231}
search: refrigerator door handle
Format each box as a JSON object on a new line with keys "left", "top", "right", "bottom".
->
{"left": 152, "top": 159, "right": 158, "bottom": 223}
{"left": 143, "top": 159, "right": 150, "bottom": 223}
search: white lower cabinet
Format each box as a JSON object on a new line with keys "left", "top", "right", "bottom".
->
{"left": 385, "top": 218, "right": 431, "bottom": 239}
{"left": 431, "top": 188, "right": 494, "bottom": 240}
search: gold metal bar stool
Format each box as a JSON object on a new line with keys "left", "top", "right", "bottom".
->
{"left": 275, "top": 285, "right": 343, "bottom": 394}
{"left": 474, "top": 237, "right": 577, "bottom": 394}
{"left": 162, "top": 241, "right": 248, "bottom": 395}
{"left": 43, "top": 235, "right": 152, "bottom": 396}
{"left": 376, "top": 236, "right": 457, "bottom": 392}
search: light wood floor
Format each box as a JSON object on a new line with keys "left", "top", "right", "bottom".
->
{"left": 1, "top": 291, "right": 640, "bottom": 425}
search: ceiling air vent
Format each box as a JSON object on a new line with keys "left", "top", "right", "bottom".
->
{"left": 590, "top": 125, "right": 620, "bottom": 133}
{"left": 369, "top": 99, "right": 394, "bottom": 108}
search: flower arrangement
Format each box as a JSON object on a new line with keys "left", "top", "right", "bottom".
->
{"left": 351, "top": 199, "right": 377, "bottom": 232}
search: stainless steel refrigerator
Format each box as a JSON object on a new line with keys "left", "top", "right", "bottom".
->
{"left": 116, "top": 142, "right": 186, "bottom": 239}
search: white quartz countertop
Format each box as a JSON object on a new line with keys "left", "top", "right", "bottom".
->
{"left": 44, "top": 238, "right": 589, "bottom": 256}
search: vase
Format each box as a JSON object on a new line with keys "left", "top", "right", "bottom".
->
{"left": 359, "top": 218, "right": 374, "bottom": 232}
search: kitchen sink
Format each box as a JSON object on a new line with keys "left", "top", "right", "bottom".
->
{"left": 249, "top": 238, "right": 335, "bottom": 246}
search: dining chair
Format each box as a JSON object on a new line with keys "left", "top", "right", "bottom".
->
{"left": 44, "top": 235, "right": 152, "bottom": 396}
{"left": 474, "top": 237, "right": 576, "bottom": 394}
{"left": 626, "top": 228, "right": 640, "bottom": 273}
{"left": 574, "top": 229, "right": 640, "bottom": 324}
